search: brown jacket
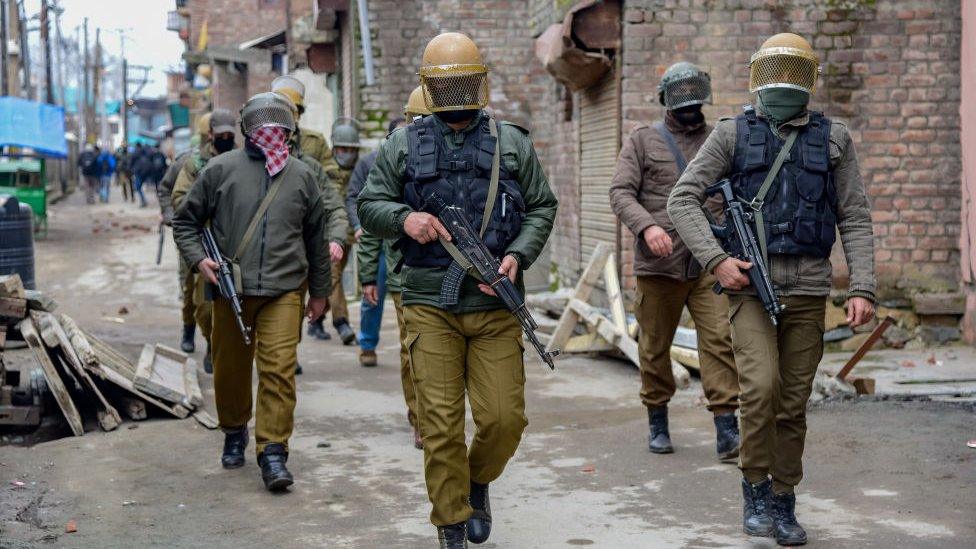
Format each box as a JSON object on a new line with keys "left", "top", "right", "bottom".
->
{"left": 667, "top": 110, "right": 876, "bottom": 301}
{"left": 609, "top": 113, "right": 722, "bottom": 279}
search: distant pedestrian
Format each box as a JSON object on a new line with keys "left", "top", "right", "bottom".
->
{"left": 131, "top": 144, "right": 153, "bottom": 207}
{"left": 150, "top": 147, "right": 168, "bottom": 191}
{"left": 77, "top": 144, "right": 101, "bottom": 205}
{"left": 98, "top": 146, "right": 116, "bottom": 203}
{"left": 115, "top": 145, "right": 133, "bottom": 202}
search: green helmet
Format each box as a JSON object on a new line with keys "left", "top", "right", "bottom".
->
{"left": 331, "top": 117, "right": 361, "bottom": 148}
{"left": 240, "top": 92, "right": 295, "bottom": 135}
{"left": 657, "top": 61, "right": 711, "bottom": 110}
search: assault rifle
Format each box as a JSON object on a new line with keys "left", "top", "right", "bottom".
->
{"left": 201, "top": 227, "right": 252, "bottom": 345}
{"left": 705, "top": 178, "right": 784, "bottom": 325}
{"left": 423, "top": 194, "right": 559, "bottom": 370}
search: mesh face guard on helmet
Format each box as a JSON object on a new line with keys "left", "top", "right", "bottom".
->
{"left": 240, "top": 93, "right": 295, "bottom": 135}
{"left": 419, "top": 64, "right": 489, "bottom": 112}
{"left": 749, "top": 47, "right": 821, "bottom": 94}
{"left": 659, "top": 68, "right": 712, "bottom": 110}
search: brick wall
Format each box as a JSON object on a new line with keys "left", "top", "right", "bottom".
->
{"left": 617, "top": 0, "right": 962, "bottom": 296}
{"left": 352, "top": 0, "right": 962, "bottom": 297}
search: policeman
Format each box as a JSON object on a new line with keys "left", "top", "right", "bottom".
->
{"left": 159, "top": 113, "right": 210, "bottom": 356}
{"left": 308, "top": 118, "right": 362, "bottom": 344}
{"left": 170, "top": 108, "right": 238, "bottom": 373}
{"left": 609, "top": 62, "right": 740, "bottom": 459}
{"left": 272, "top": 85, "right": 351, "bottom": 367}
{"left": 173, "top": 93, "right": 333, "bottom": 492}
{"left": 271, "top": 75, "right": 333, "bottom": 166}
{"left": 358, "top": 32, "right": 557, "bottom": 548}
{"left": 350, "top": 87, "right": 431, "bottom": 372}
{"left": 667, "top": 34, "right": 875, "bottom": 546}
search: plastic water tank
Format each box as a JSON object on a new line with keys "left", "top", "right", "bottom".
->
{"left": 0, "top": 196, "right": 35, "bottom": 289}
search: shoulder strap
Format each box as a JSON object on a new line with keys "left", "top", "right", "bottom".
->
{"left": 233, "top": 161, "right": 293, "bottom": 262}
{"left": 751, "top": 129, "right": 798, "bottom": 263}
{"left": 653, "top": 121, "right": 688, "bottom": 174}
{"left": 478, "top": 117, "right": 501, "bottom": 237}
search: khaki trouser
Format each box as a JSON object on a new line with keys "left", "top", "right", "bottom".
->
{"left": 392, "top": 292, "right": 418, "bottom": 429}
{"left": 211, "top": 291, "right": 303, "bottom": 455}
{"left": 328, "top": 244, "right": 350, "bottom": 323}
{"left": 193, "top": 275, "right": 213, "bottom": 346}
{"left": 636, "top": 274, "right": 739, "bottom": 414}
{"left": 729, "top": 294, "right": 826, "bottom": 494}
{"left": 404, "top": 305, "right": 527, "bottom": 526}
{"left": 179, "top": 258, "right": 196, "bottom": 326}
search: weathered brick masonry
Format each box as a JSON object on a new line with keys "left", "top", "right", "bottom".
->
{"left": 358, "top": 0, "right": 964, "bottom": 297}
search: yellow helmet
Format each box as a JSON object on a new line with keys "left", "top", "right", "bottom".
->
{"left": 271, "top": 75, "right": 305, "bottom": 113}
{"left": 404, "top": 85, "right": 431, "bottom": 118}
{"left": 418, "top": 32, "right": 489, "bottom": 112}
{"left": 749, "top": 33, "right": 820, "bottom": 94}
{"left": 195, "top": 112, "right": 212, "bottom": 138}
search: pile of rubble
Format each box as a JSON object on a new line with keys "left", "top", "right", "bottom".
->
{"left": 0, "top": 274, "right": 215, "bottom": 438}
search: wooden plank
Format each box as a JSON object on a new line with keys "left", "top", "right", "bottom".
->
{"left": 34, "top": 311, "right": 122, "bottom": 431}
{"left": 25, "top": 290, "right": 57, "bottom": 312}
{"left": 836, "top": 316, "right": 894, "bottom": 382}
{"left": 184, "top": 357, "right": 204, "bottom": 409}
{"left": 0, "top": 274, "right": 24, "bottom": 298}
{"left": 192, "top": 409, "right": 218, "bottom": 430}
{"left": 134, "top": 344, "right": 194, "bottom": 407}
{"left": 564, "top": 332, "right": 614, "bottom": 353}
{"left": 0, "top": 297, "right": 27, "bottom": 319}
{"left": 547, "top": 242, "right": 612, "bottom": 352}
{"left": 670, "top": 346, "right": 700, "bottom": 371}
{"left": 20, "top": 317, "right": 84, "bottom": 436}
{"left": 603, "top": 252, "right": 627, "bottom": 333}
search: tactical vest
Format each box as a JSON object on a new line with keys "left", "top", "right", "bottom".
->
{"left": 731, "top": 107, "right": 837, "bottom": 258}
{"left": 402, "top": 115, "right": 525, "bottom": 268}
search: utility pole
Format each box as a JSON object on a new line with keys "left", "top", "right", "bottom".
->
{"left": 94, "top": 27, "right": 102, "bottom": 144}
{"left": 122, "top": 58, "right": 128, "bottom": 146}
{"left": 82, "top": 17, "right": 91, "bottom": 143}
{"left": 0, "top": 0, "right": 8, "bottom": 96}
{"left": 41, "top": 0, "right": 53, "bottom": 104}
{"left": 53, "top": 0, "right": 64, "bottom": 106}
{"left": 284, "top": 0, "right": 293, "bottom": 71}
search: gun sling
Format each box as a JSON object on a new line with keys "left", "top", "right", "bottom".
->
{"left": 750, "top": 129, "right": 797, "bottom": 264}
{"left": 227, "top": 161, "right": 292, "bottom": 291}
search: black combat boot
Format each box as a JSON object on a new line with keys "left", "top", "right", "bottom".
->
{"left": 334, "top": 318, "right": 358, "bottom": 345}
{"left": 437, "top": 522, "right": 468, "bottom": 549}
{"left": 307, "top": 318, "right": 332, "bottom": 340}
{"left": 771, "top": 491, "right": 807, "bottom": 546}
{"left": 741, "top": 477, "right": 775, "bottom": 537}
{"left": 181, "top": 324, "right": 196, "bottom": 353}
{"left": 295, "top": 362, "right": 303, "bottom": 375}
{"left": 258, "top": 443, "right": 294, "bottom": 492}
{"left": 203, "top": 343, "right": 213, "bottom": 374}
{"left": 467, "top": 481, "right": 491, "bottom": 543}
{"left": 647, "top": 407, "right": 673, "bottom": 454}
{"left": 714, "top": 412, "right": 740, "bottom": 462}
{"left": 221, "top": 427, "right": 248, "bottom": 469}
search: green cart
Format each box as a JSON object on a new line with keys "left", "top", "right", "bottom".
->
{"left": 0, "top": 158, "right": 47, "bottom": 237}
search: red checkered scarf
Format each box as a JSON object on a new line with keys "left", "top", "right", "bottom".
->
{"left": 248, "top": 125, "right": 290, "bottom": 176}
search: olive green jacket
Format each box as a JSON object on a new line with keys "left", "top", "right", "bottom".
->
{"left": 173, "top": 144, "right": 332, "bottom": 298}
{"left": 172, "top": 142, "right": 216, "bottom": 212}
{"left": 357, "top": 231, "right": 402, "bottom": 292}
{"left": 666, "top": 109, "right": 876, "bottom": 301}
{"left": 158, "top": 150, "right": 192, "bottom": 222}
{"left": 299, "top": 127, "right": 332, "bottom": 166}
{"left": 289, "top": 138, "right": 350, "bottom": 245}
{"left": 357, "top": 111, "right": 558, "bottom": 311}
{"left": 322, "top": 160, "right": 356, "bottom": 244}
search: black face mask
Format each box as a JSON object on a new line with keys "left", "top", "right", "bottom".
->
{"left": 672, "top": 105, "right": 705, "bottom": 126}
{"left": 434, "top": 109, "right": 479, "bottom": 125}
{"left": 213, "top": 136, "right": 235, "bottom": 153}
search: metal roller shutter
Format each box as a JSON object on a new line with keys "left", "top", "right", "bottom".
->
{"left": 578, "top": 71, "right": 620, "bottom": 267}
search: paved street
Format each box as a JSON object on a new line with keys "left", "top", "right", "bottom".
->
{"left": 1, "top": 194, "right": 974, "bottom": 548}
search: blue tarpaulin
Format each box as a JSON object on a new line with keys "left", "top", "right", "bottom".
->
{"left": 0, "top": 97, "right": 68, "bottom": 158}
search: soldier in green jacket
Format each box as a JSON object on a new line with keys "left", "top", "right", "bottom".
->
{"left": 271, "top": 75, "right": 333, "bottom": 166}
{"left": 160, "top": 114, "right": 209, "bottom": 357}
{"left": 173, "top": 93, "right": 333, "bottom": 493}
{"left": 170, "top": 108, "right": 238, "bottom": 373}
{"left": 308, "top": 118, "right": 362, "bottom": 345}
{"left": 357, "top": 32, "right": 557, "bottom": 548}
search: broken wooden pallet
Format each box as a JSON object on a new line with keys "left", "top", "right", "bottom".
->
{"left": 548, "top": 242, "right": 691, "bottom": 388}
{"left": 20, "top": 316, "right": 84, "bottom": 436}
